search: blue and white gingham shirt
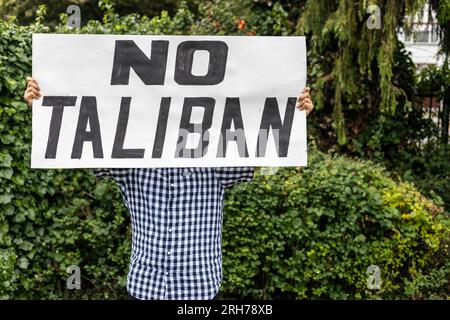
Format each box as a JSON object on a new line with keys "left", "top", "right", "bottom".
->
{"left": 94, "top": 167, "right": 254, "bottom": 300}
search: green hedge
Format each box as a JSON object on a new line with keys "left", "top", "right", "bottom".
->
{"left": 1, "top": 5, "right": 449, "bottom": 299}
{"left": 222, "top": 152, "right": 450, "bottom": 299}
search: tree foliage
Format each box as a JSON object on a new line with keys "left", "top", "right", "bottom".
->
{"left": 296, "top": 0, "right": 437, "bottom": 145}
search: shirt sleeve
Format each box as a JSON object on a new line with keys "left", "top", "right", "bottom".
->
{"left": 214, "top": 167, "right": 254, "bottom": 187}
{"left": 92, "top": 168, "right": 131, "bottom": 186}
{"left": 93, "top": 168, "right": 110, "bottom": 179}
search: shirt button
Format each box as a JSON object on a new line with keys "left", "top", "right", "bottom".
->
{"left": 170, "top": 183, "right": 175, "bottom": 187}
{"left": 168, "top": 228, "right": 172, "bottom": 232}
{"left": 167, "top": 251, "right": 171, "bottom": 255}
{"left": 165, "top": 272, "right": 169, "bottom": 276}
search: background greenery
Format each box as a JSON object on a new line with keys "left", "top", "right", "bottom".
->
{"left": 0, "top": 0, "right": 449, "bottom": 299}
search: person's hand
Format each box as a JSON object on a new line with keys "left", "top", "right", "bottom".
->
{"left": 296, "top": 87, "right": 314, "bottom": 116}
{"left": 23, "top": 77, "right": 41, "bottom": 107}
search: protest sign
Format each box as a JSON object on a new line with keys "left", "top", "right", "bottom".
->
{"left": 31, "top": 34, "right": 307, "bottom": 168}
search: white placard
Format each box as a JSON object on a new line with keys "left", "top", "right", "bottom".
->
{"left": 31, "top": 34, "right": 307, "bottom": 168}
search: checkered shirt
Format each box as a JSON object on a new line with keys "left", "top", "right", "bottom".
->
{"left": 94, "top": 167, "right": 254, "bottom": 300}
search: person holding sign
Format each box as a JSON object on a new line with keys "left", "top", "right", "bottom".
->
{"left": 24, "top": 68, "right": 313, "bottom": 300}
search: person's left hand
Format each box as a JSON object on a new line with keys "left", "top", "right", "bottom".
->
{"left": 296, "top": 87, "right": 314, "bottom": 116}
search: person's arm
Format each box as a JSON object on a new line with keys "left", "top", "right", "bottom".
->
{"left": 24, "top": 78, "right": 313, "bottom": 179}
{"left": 297, "top": 87, "right": 313, "bottom": 115}
{"left": 24, "top": 77, "right": 41, "bottom": 107}
{"left": 24, "top": 80, "right": 313, "bottom": 117}
{"left": 24, "top": 79, "right": 313, "bottom": 120}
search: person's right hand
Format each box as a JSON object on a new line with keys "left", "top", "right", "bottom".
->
{"left": 24, "top": 77, "right": 41, "bottom": 107}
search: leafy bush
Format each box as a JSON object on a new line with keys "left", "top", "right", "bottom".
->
{"left": 404, "top": 260, "right": 450, "bottom": 299}
{"left": 221, "top": 151, "right": 450, "bottom": 299}
{"left": 1, "top": 2, "right": 449, "bottom": 300}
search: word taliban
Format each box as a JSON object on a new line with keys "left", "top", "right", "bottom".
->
{"left": 42, "top": 40, "right": 296, "bottom": 159}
